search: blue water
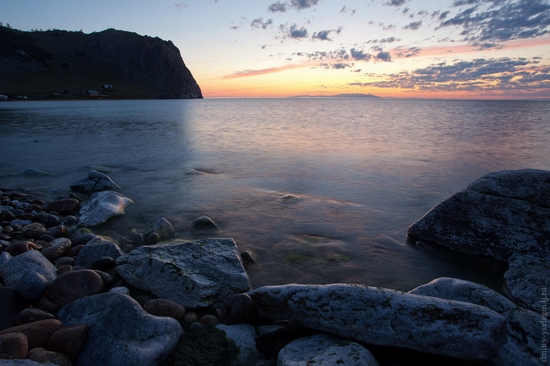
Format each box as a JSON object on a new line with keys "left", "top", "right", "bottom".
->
{"left": 1, "top": 98, "right": 549, "bottom": 291}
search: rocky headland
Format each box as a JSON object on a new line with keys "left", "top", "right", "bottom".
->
{"left": 0, "top": 169, "right": 547, "bottom": 365}
{"left": 0, "top": 26, "right": 202, "bottom": 99}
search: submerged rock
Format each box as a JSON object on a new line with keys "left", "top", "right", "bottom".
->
{"left": 70, "top": 170, "right": 120, "bottom": 194}
{"left": 78, "top": 191, "right": 134, "bottom": 227}
{"left": 116, "top": 238, "right": 251, "bottom": 308}
{"left": 248, "top": 284, "right": 506, "bottom": 361}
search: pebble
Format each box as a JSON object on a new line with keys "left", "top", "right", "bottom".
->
{"left": 17, "top": 308, "right": 55, "bottom": 325}
{"left": 144, "top": 298, "right": 186, "bottom": 320}
{"left": 0, "top": 332, "right": 28, "bottom": 359}
{"left": 48, "top": 324, "right": 89, "bottom": 361}
{"left": 91, "top": 256, "right": 116, "bottom": 271}
{"left": 226, "top": 293, "right": 259, "bottom": 325}
{"left": 0, "top": 319, "right": 63, "bottom": 349}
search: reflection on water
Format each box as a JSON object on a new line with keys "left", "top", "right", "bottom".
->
{"left": 1, "top": 98, "right": 549, "bottom": 291}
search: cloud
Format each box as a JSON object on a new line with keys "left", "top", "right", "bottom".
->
{"left": 251, "top": 18, "right": 273, "bottom": 29}
{"left": 268, "top": 1, "right": 287, "bottom": 12}
{"left": 340, "top": 6, "right": 357, "bottom": 15}
{"left": 439, "top": 0, "right": 550, "bottom": 46}
{"left": 222, "top": 63, "right": 307, "bottom": 79}
{"left": 375, "top": 51, "right": 392, "bottom": 62}
{"left": 312, "top": 27, "right": 342, "bottom": 41}
{"left": 350, "top": 48, "right": 371, "bottom": 61}
{"left": 384, "top": 0, "right": 407, "bottom": 6}
{"left": 403, "top": 21, "right": 422, "bottom": 30}
{"left": 289, "top": 24, "right": 308, "bottom": 38}
{"left": 349, "top": 57, "right": 550, "bottom": 95}
{"left": 268, "top": 0, "right": 319, "bottom": 12}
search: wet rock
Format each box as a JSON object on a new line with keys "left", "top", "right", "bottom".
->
{"left": 278, "top": 333, "right": 380, "bottom": 366}
{"left": 91, "top": 256, "right": 116, "bottom": 271}
{"left": 26, "top": 348, "right": 71, "bottom": 366}
{"left": 184, "top": 312, "right": 198, "bottom": 323}
{"left": 0, "top": 332, "right": 28, "bottom": 359}
{"left": 0, "top": 319, "right": 63, "bottom": 349}
{"left": 70, "top": 170, "right": 120, "bottom": 194}
{"left": 241, "top": 250, "right": 256, "bottom": 265}
{"left": 0, "top": 250, "right": 57, "bottom": 301}
{"left": 47, "top": 225, "right": 68, "bottom": 239}
{"left": 200, "top": 314, "right": 220, "bottom": 326}
{"left": 74, "top": 236, "right": 123, "bottom": 268}
{"left": 43, "top": 199, "right": 80, "bottom": 215}
{"left": 249, "top": 284, "right": 507, "bottom": 361}
{"left": 17, "top": 308, "right": 55, "bottom": 325}
{"left": 41, "top": 238, "right": 72, "bottom": 262}
{"left": 78, "top": 191, "right": 133, "bottom": 227}
{"left": 226, "top": 293, "right": 259, "bottom": 325}
{"left": 143, "top": 298, "right": 186, "bottom": 320}
{"left": 5, "top": 241, "right": 41, "bottom": 256}
{"left": 145, "top": 232, "right": 159, "bottom": 245}
{"left": 116, "top": 238, "right": 251, "bottom": 308}
{"left": 129, "top": 229, "right": 144, "bottom": 246}
{"left": 22, "top": 223, "right": 47, "bottom": 240}
{"left": 38, "top": 269, "right": 104, "bottom": 313}
{"left": 216, "top": 324, "right": 262, "bottom": 365}
{"left": 193, "top": 215, "right": 218, "bottom": 229}
{"left": 54, "top": 257, "right": 74, "bottom": 268}
{"left": 144, "top": 217, "right": 174, "bottom": 241}
{"left": 504, "top": 252, "right": 550, "bottom": 311}
{"left": 35, "top": 213, "right": 61, "bottom": 228}
{"left": 409, "top": 277, "right": 545, "bottom": 366}
{"left": 48, "top": 324, "right": 89, "bottom": 361}
{"left": 56, "top": 292, "right": 182, "bottom": 366}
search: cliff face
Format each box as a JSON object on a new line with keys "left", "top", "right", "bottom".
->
{"left": 0, "top": 27, "right": 202, "bottom": 99}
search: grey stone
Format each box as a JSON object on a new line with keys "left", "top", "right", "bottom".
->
{"left": 0, "top": 250, "right": 57, "bottom": 300}
{"left": 57, "top": 292, "right": 182, "bottom": 366}
{"left": 41, "top": 238, "right": 72, "bottom": 262}
{"left": 116, "top": 238, "right": 251, "bottom": 308}
{"left": 74, "top": 236, "right": 123, "bottom": 268}
{"left": 216, "top": 324, "right": 262, "bottom": 365}
{"left": 409, "top": 277, "right": 544, "bottom": 366}
{"left": 248, "top": 284, "right": 507, "bottom": 361}
{"left": 78, "top": 190, "right": 133, "bottom": 227}
{"left": 108, "top": 286, "right": 130, "bottom": 296}
{"left": 277, "top": 333, "right": 380, "bottom": 366}
{"left": 193, "top": 215, "right": 218, "bottom": 229}
{"left": 504, "top": 252, "right": 550, "bottom": 310}
{"left": 70, "top": 170, "right": 120, "bottom": 194}
{"left": 144, "top": 217, "right": 175, "bottom": 241}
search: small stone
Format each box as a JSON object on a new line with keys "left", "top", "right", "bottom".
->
{"left": 226, "top": 293, "right": 259, "bottom": 325}
{"left": 200, "top": 314, "right": 220, "bottom": 326}
{"left": 35, "top": 213, "right": 61, "bottom": 228}
{"left": 109, "top": 286, "right": 130, "bottom": 296}
{"left": 63, "top": 215, "right": 79, "bottom": 227}
{"left": 67, "top": 245, "right": 84, "bottom": 257}
{"left": 48, "top": 225, "right": 68, "bottom": 238}
{"left": 193, "top": 215, "right": 218, "bottom": 229}
{"left": 122, "top": 244, "right": 135, "bottom": 253}
{"left": 216, "top": 308, "right": 227, "bottom": 323}
{"left": 27, "top": 347, "right": 72, "bottom": 366}
{"left": 41, "top": 237, "right": 72, "bottom": 262}
{"left": 145, "top": 232, "right": 159, "bottom": 245}
{"left": 54, "top": 257, "right": 75, "bottom": 268}
{"left": 39, "top": 234, "right": 56, "bottom": 242}
{"left": 144, "top": 218, "right": 174, "bottom": 241}
{"left": 48, "top": 324, "right": 89, "bottom": 361}
{"left": 0, "top": 319, "right": 63, "bottom": 349}
{"left": 0, "top": 332, "right": 28, "bottom": 359}
{"left": 70, "top": 170, "right": 120, "bottom": 194}
{"left": 91, "top": 256, "right": 116, "bottom": 271}
{"left": 144, "top": 299, "right": 186, "bottom": 320}
{"left": 22, "top": 223, "right": 47, "bottom": 240}
{"left": 17, "top": 308, "right": 55, "bottom": 325}
{"left": 5, "top": 241, "right": 40, "bottom": 256}
{"left": 129, "top": 229, "right": 145, "bottom": 246}
{"left": 44, "top": 199, "right": 80, "bottom": 215}
{"left": 183, "top": 312, "right": 198, "bottom": 323}
{"left": 57, "top": 265, "right": 73, "bottom": 275}
{"left": 241, "top": 251, "right": 256, "bottom": 264}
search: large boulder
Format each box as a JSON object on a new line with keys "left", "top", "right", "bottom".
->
{"left": 407, "top": 169, "right": 550, "bottom": 311}
{"left": 409, "top": 277, "right": 544, "bottom": 366}
{"left": 277, "top": 333, "right": 380, "bottom": 366}
{"left": 70, "top": 170, "right": 120, "bottom": 194}
{"left": 116, "top": 238, "right": 251, "bottom": 308}
{"left": 78, "top": 191, "right": 134, "bottom": 227}
{"left": 56, "top": 292, "right": 182, "bottom": 366}
{"left": 248, "top": 284, "right": 507, "bottom": 361}
{"left": 0, "top": 250, "right": 57, "bottom": 300}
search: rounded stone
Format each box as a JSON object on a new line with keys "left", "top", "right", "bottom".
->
{"left": 22, "top": 223, "right": 47, "bottom": 240}
{"left": 193, "top": 215, "right": 218, "bottom": 229}
{"left": 54, "top": 257, "right": 75, "bottom": 268}
{"left": 67, "top": 244, "right": 84, "bottom": 257}
{"left": 91, "top": 256, "right": 116, "bottom": 271}
{"left": 241, "top": 251, "right": 256, "bottom": 264}
{"left": 41, "top": 237, "right": 72, "bottom": 262}
{"left": 56, "top": 265, "right": 73, "bottom": 275}
{"left": 0, "top": 319, "right": 64, "bottom": 349}
{"left": 35, "top": 213, "right": 61, "bottom": 228}
{"left": 200, "top": 314, "right": 220, "bottom": 326}
{"left": 27, "top": 347, "right": 72, "bottom": 366}
{"left": 0, "top": 332, "right": 28, "bottom": 359}
{"left": 17, "top": 308, "right": 55, "bottom": 325}
{"left": 109, "top": 286, "right": 130, "bottom": 296}
{"left": 144, "top": 298, "right": 186, "bottom": 320}
{"left": 48, "top": 225, "right": 68, "bottom": 238}
{"left": 145, "top": 232, "right": 159, "bottom": 245}
{"left": 43, "top": 199, "right": 80, "bottom": 215}
{"left": 226, "top": 293, "right": 259, "bottom": 325}
{"left": 5, "top": 241, "right": 41, "bottom": 256}
{"left": 183, "top": 312, "right": 198, "bottom": 323}
{"left": 48, "top": 324, "right": 89, "bottom": 361}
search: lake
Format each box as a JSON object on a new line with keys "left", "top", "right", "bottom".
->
{"left": 1, "top": 98, "right": 549, "bottom": 291}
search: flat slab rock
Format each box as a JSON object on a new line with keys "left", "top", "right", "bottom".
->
{"left": 248, "top": 284, "right": 507, "bottom": 361}
{"left": 116, "top": 238, "right": 251, "bottom": 308}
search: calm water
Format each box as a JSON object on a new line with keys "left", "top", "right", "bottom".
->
{"left": 1, "top": 98, "right": 549, "bottom": 291}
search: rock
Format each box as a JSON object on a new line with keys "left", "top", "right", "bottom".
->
{"left": 43, "top": 199, "right": 80, "bottom": 215}
{"left": 145, "top": 232, "right": 159, "bottom": 245}
{"left": 184, "top": 312, "right": 198, "bottom": 323}
{"left": 226, "top": 293, "right": 259, "bottom": 325}
{"left": 41, "top": 238, "right": 72, "bottom": 262}
{"left": 48, "top": 324, "right": 89, "bottom": 361}
{"left": 0, "top": 288, "right": 32, "bottom": 331}
{"left": 278, "top": 333, "right": 380, "bottom": 366}
{"left": 108, "top": 286, "right": 130, "bottom": 296}
{"left": 0, "top": 360, "right": 50, "bottom": 365}
{"left": 26, "top": 348, "right": 71, "bottom": 366}
{"left": 200, "top": 314, "right": 220, "bottom": 326}
{"left": 241, "top": 251, "right": 256, "bottom": 265}
{"left": 78, "top": 191, "right": 134, "bottom": 227}
{"left": 193, "top": 215, "right": 218, "bottom": 229}
{"left": 116, "top": 238, "right": 251, "bottom": 309}
{"left": 35, "top": 213, "right": 61, "bottom": 228}
{"left": 22, "top": 223, "right": 47, "bottom": 240}
{"left": 54, "top": 257, "right": 74, "bottom": 268}
{"left": 0, "top": 319, "right": 63, "bottom": 349}
{"left": 74, "top": 236, "right": 123, "bottom": 268}
{"left": 0, "top": 250, "right": 57, "bottom": 300}
{"left": 144, "top": 217, "right": 175, "bottom": 241}
{"left": 407, "top": 169, "right": 550, "bottom": 312}
{"left": 5, "top": 241, "right": 41, "bottom": 256}
{"left": 47, "top": 225, "right": 68, "bottom": 238}
{"left": 409, "top": 277, "right": 545, "bottom": 366}
{"left": 0, "top": 332, "right": 28, "bottom": 359}
{"left": 17, "top": 308, "right": 55, "bottom": 325}
{"left": 91, "top": 255, "right": 116, "bottom": 271}
{"left": 248, "top": 284, "right": 507, "bottom": 361}
{"left": 216, "top": 324, "right": 262, "bottom": 365}
{"left": 56, "top": 292, "right": 182, "bottom": 366}
{"left": 143, "top": 298, "right": 186, "bottom": 320}
{"left": 129, "top": 229, "right": 144, "bottom": 246}
{"left": 70, "top": 170, "right": 120, "bottom": 194}
{"left": 38, "top": 269, "right": 104, "bottom": 313}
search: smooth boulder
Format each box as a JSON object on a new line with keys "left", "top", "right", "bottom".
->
{"left": 248, "top": 284, "right": 507, "bottom": 361}
{"left": 116, "top": 238, "right": 251, "bottom": 308}
{"left": 78, "top": 191, "right": 133, "bottom": 227}
{"left": 56, "top": 292, "right": 182, "bottom": 366}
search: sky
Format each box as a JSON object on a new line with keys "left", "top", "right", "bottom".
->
{"left": 1, "top": 0, "right": 550, "bottom": 99}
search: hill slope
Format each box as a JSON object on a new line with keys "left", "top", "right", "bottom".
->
{"left": 0, "top": 26, "right": 202, "bottom": 99}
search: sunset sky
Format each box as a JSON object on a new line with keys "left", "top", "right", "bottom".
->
{"left": 2, "top": 0, "right": 550, "bottom": 98}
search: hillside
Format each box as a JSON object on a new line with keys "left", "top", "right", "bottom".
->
{"left": 0, "top": 26, "right": 202, "bottom": 99}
